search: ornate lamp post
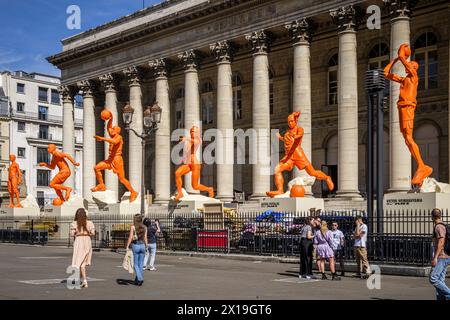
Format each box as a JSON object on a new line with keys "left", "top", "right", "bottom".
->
{"left": 122, "top": 101, "right": 162, "bottom": 216}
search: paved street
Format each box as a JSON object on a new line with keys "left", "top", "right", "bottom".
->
{"left": 0, "top": 244, "right": 435, "bottom": 300}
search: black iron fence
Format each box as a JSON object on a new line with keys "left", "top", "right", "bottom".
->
{"left": 0, "top": 209, "right": 447, "bottom": 267}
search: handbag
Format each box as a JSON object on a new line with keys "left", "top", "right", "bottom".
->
{"left": 122, "top": 249, "right": 134, "bottom": 274}
{"left": 132, "top": 226, "right": 138, "bottom": 242}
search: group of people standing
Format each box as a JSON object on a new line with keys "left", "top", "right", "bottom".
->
{"left": 299, "top": 215, "right": 371, "bottom": 281}
{"left": 70, "top": 209, "right": 160, "bottom": 288}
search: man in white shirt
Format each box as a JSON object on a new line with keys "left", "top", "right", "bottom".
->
{"left": 330, "top": 221, "right": 345, "bottom": 277}
{"left": 353, "top": 215, "right": 371, "bottom": 279}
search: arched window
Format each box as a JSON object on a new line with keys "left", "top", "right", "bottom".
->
{"left": 201, "top": 80, "right": 214, "bottom": 125}
{"left": 413, "top": 123, "right": 439, "bottom": 179}
{"left": 232, "top": 73, "right": 242, "bottom": 120}
{"left": 269, "top": 69, "right": 274, "bottom": 114}
{"left": 175, "top": 87, "right": 184, "bottom": 129}
{"left": 368, "top": 42, "right": 390, "bottom": 96}
{"left": 414, "top": 32, "right": 438, "bottom": 90}
{"left": 328, "top": 54, "right": 338, "bottom": 105}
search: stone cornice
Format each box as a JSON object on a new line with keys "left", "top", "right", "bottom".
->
{"left": 210, "top": 40, "right": 233, "bottom": 63}
{"left": 245, "top": 30, "right": 270, "bottom": 54}
{"left": 383, "top": 0, "right": 419, "bottom": 18}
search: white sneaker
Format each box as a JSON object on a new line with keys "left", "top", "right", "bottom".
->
{"left": 149, "top": 267, "right": 156, "bottom": 271}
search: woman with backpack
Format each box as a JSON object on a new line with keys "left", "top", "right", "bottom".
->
{"left": 314, "top": 220, "right": 341, "bottom": 281}
{"left": 126, "top": 214, "right": 148, "bottom": 286}
{"left": 143, "top": 218, "right": 161, "bottom": 271}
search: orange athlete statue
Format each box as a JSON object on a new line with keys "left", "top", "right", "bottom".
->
{"left": 8, "top": 154, "right": 23, "bottom": 208}
{"left": 266, "top": 111, "right": 334, "bottom": 198}
{"left": 384, "top": 43, "right": 433, "bottom": 187}
{"left": 173, "top": 126, "right": 214, "bottom": 202}
{"left": 92, "top": 109, "right": 138, "bottom": 203}
{"left": 39, "top": 144, "right": 79, "bottom": 206}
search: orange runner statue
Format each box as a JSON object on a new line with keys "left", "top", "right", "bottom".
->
{"left": 39, "top": 144, "right": 79, "bottom": 206}
{"left": 8, "top": 154, "right": 23, "bottom": 208}
{"left": 266, "top": 111, "right": 334, "bottom": 198}
{"left": 92, "top": 109, "right": 138, "bottom": 203}
{"left": 384, "top": 43, "right": 433, "bottom": 187}
{"left": 174, "top": 126, "right": 214, "bottom": 202}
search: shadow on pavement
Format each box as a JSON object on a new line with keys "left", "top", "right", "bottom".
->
{"left": 116, "top": 279, "right": 136, "bottom": 286}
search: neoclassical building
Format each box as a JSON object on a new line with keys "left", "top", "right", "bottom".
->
{"left": 47, "top": 0, "right": 450, "bottom": 205}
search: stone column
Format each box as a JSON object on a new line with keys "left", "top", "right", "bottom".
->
{"left": 210, "top": 41, "right": 234, "bottom": 201}
{"left": 77, "top": 80, "right": 96, "bottom": 201}
{"left": 286, "top": 18, "right": 314, "bottom": 196}
{"left": 99, "top": 73, "right": 119, "bottom": 201}
{"left": 330, "top": 6, "right": 361, "bottom": 198}
{"left": 123, "top": 66, "right": 143, "bottom": 197}
{"left": 178, "top": 50, "right": 201, "bottom": 194}
{"left": 149, "top": 59, "right": 171, "bottom": 203}
{"left": 246, "top": 31, "right": 271, "bottom": 199}
{"left": 59, "top": 85, "right": 75, "bottom": 190}
{"left": 384, "top": 0, "right": 415, "bottom": 192}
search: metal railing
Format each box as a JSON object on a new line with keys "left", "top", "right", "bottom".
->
{"left": 0, "top": 209, "right": 447, "bottom": 266}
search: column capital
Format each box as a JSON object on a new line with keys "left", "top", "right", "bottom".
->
{"left": 149, "top": 58, "right": 169, "bottom": 78}
{"left": 123, "top": 66, "right": 143, "bottom": 86}
{"left": 245, "top": 30, "right": 270, "bottom": 54}
{"left": 178, "top": 49, "right": 199, "bottom": 71}
{"left": 77, "top": 80, "right": 96, "bottom": 97}
{"left": 58, "top": 85, "right": 76, "bottom": 103}
{"left": 383, "top": 0, "right": 417, "bottom": 19}
{"left": 210, "top": 40, "right": 234, "bottom": 63}
{"left": 99, "top": 73, "right": 119, "bottom": 92}
{"left": 330, "top": 5, "right": 363, "bottom": 33}
{"left": 285, "top": 18, "right": 315, "bottom": 45}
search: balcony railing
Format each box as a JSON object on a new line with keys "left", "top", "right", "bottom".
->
{"left": 11, "top": 110, "right": 83, "bottom": 126}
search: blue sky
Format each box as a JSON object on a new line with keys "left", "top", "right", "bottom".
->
{"left": 0, "top": 0, "right": 161, "bottom": 76}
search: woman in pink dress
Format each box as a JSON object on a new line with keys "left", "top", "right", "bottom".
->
{"left": 314, "top": 221, "right": 341, "bottom": 281}
{"left": 70, "top": 208, "right": 95, "bottom": 288}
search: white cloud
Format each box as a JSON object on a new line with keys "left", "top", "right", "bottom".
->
{"left": 0, "top": 49, "right": 24, "bottom": 65}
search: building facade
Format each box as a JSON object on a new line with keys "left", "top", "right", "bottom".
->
{"left": 47, "top": 0, "right": 450, "bottom": 203}
{"left": 0, "top": 86, "right": 10, "bottom": 196}
{"left": 0, "top": 71, "right": 84, "bottom": 206}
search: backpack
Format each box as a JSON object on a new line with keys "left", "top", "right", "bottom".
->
{"left": 433, "top": 223, "right": 450, "bottom": 255}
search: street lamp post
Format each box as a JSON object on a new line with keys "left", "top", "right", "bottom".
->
{"left": 122, "top": 102, "right": 162, "bottom": 216}
{"left": 365, "top": 69, "right": 386, "bottom": 234}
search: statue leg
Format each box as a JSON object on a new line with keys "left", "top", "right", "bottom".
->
{"left": 117, "top": 171, "right": 138, "bottom": 202}
{"left": 191, "top": 165, "right": 214, "bottom": 198}
{"left": 91, "top": 161, "right": 109, "bottom": 192}
{"left": 15, "top": 189, "right": 22, "bottom": 208}
{"left": 304, "top": 164, "right": 334, "bottom": 191}
{"left": 50, "top": 172, "right": 71, "bottom": 202}
{"left": 266, "top": 161, "right": 294, "bottom": 198}
{"left": 8, "top": 180, "right": 14, "bottom": 208}
{"left": 174, "top": 165, "right": 191, "bottom": 201}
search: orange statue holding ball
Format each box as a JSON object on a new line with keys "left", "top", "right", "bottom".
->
{"left": 39, "top": 144, "right": 79, "bottom": 206}
{"left": 8, "top": 154, "right": 23, "bottom": 208}
{"left": 384, "top": 43, "right": 433, "bottom": 187}
{"left": 92, "top": 109, "right": 138, "bottom": 203}
{"left": 267, "top": 111, "right": 334, "bottom": 198}
{"left": 174, "top": 126, "right": 214, "bottom": 202}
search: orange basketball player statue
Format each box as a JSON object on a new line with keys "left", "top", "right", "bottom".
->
{"left": 39, "top": 144, "right": 79, "bottom": 206}
{"left": 384, "top": 43, "right": 433, "bottom": 187}
{"left": 173, "top": 126, "right": 214, "bottom": 202}
{"left": 92, "top": 109, "right": 138, "bottom": 203}
{"left": 267, "top": 111, "right": 334, "bottom": 198}
{"left": 8, "top": 154, "right": 23, "bottom": 208}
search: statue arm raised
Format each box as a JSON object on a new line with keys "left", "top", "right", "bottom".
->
{"left": 398, "top": 54, "right": 417, "bottom": 77}
{"left": 384, "top": 58, "right": 403, "bottom": 83}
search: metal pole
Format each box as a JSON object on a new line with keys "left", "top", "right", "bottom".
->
{"left": 376, "top": 92, "right": 384, "bottom": 234}
{"left": 141, "top": 137, "right": 146, "bottom": 217}
{"left": 366, "top": 93, "right": 373, "bottom": 232}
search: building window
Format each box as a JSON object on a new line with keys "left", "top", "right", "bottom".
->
{"left": 16, "top": 102, "right": 25, "bottom": 113}
{"left": 38, "top": 87, "right": 48, "bottom": 102}
{"left": 51, "top": 89, "right": 60, "bottom": 104}
{"left": 414, "top": 32, "right": 438, "bottom": 90}
{"left": 37, "top": 170, "right": 50, "bottom": 187}
{"left": 17, "top": 147, "right": 25, "bottom": 158}
{"left": 232, "top": 73, "right": 242, "bottom": 120}
{"left": 175, "top": 87, "right": 184, "bottom": 129}
{"left": 368, "top": 42, "right": 390, "bottom": 96}
{"left": 39, "top": 125, "right": 49, "bottom": 140}
{"left": 74, "top": 94, "right": 83, "bottom": 108}
{"left": 328, "top": 54, "right": 338, "bottom": 105}
{"left": 201, "top": 81, "right": 214, "bottom": 125}
{"left": 37, "top": 147, "right": 49, "bottom": 164}
{"left": 269, "top": 69, "right": 274, "bottom": 114}
{"left": 17, "top": 83, "right": 25, "bottom": 94}
{"left": 17, "top": 122, "right": 26, "bottom": 132}
{"left": 38, "top": 106, "right": 48, "bottom": 120}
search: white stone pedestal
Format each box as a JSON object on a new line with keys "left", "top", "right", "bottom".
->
{"left": 92, "top": 190, "right": 117, "bottom": 205}
{"left": 168, "top": 188, "right": 222, "bottom": 214}
{"left": 43, "top": 195, "right": 87, "bottom": 218}
{"left": 95, "top": 192, "right": 148, "bottom": 215}
{"left": 259, "top": 197, "right": 324, "bottom": 213}
{"left": 383, "top": 192, "right": 450, "bottom": 212}
{"left": 0, "top": 207, "right": 40, "bottom": 218}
